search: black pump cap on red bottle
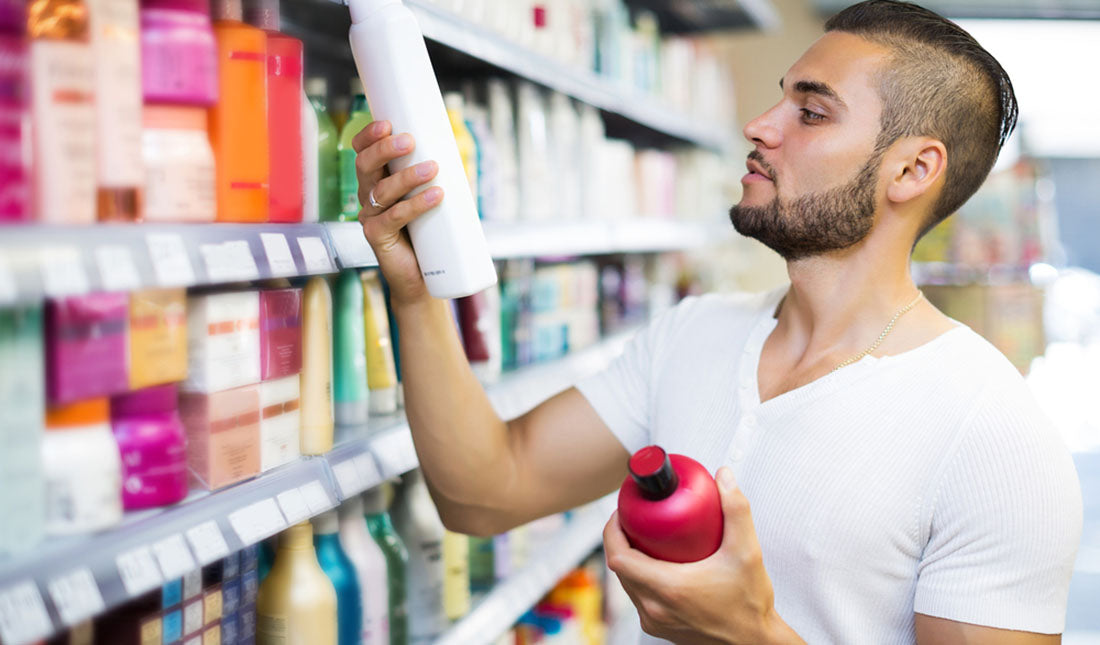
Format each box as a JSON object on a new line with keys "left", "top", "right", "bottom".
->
{"left": 629, "top": 446, "right": 679, "bottom": 500}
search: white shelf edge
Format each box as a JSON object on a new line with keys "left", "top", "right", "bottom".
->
{"left": 0, "top": 329, "right": 639, "bottom": 642}
{"left": 436, "top": 496, "right": 618, "bottom": 645}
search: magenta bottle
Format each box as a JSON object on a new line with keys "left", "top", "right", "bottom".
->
{"left": 139, "top": 0, "right": 218, "bottom": 105}
{"left": 617, "top": 445, "right": 723, "bottom": 563}
{"left": 110, "top": 383, "right": 190, "bottom": 510}
{"left": 0, "top": 0, "right": 27, "bottom": 222}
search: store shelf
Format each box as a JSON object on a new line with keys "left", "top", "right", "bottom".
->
{"left": 0, "top": 329, "right": 639, "bottom": 644}
{"left": 911, "top": 261, "right": 1033, "bottom": 286}
{"left": 624, "top": 0, "right": 782, "bottom": 33}
{"left": 303, "top": 0, "right": 734, "bottom": 151}
{"left": 0, "top": 219, "right": 719, "bottom": 306}
{"left": 0, "top": 223, "right": 339, "bottom": 307}
{"left": 437, "top": 495, "right": 617, "bottom": 645}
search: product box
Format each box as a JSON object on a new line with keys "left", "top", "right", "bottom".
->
{"left": 180, "top": 385, "right": 261, "bottom": 490}
{"left": 220, "top": 614, "right": 239, "bottom": 645}
{"left": 183, "top": 597, "right": 204, "bottom": 638}
{"left": 183, "top": 569, "right": 203, "bottom": 601}
{"left": 202, "top": 624, "right": 221, "bottom": 645}
{"left": 259, "top": 375, "right": 301, "bottom": 472}
{"left": 241, "top": 569, "right": 259, "bottom": 607}
{"left": 163, "top": 607, "right": 184, "bottom": 644}
{"left": 46, "top": 292, "right": 129, "bottom": 403}
{"left": 129, "top": 288, "right": 188, "bottom": 390}
{"left": 203, "top": 584, "right": 223, "bottom": 627}
{"left": 259, "top": 288, "right": 302, "bottom": 381}
{"left": 185, "top": 291, "right": 261, "bottom": 393}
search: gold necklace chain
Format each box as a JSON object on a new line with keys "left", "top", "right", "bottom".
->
{"left": 833, "top": 291, "right": 924, "bottom": 372}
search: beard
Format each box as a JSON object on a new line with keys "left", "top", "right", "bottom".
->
{"left": 729, "top": 148, "right": 884, "bottom": 261}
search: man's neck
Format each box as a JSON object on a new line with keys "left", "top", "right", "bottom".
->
{"left": 775, "top": 242, "right": 921, "bottom": 364}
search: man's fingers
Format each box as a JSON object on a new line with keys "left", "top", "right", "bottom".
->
{"left": 603, "top": 511, "right": 675, "bottom": 589}
{"left": 351, "top": 119, "right": 391, "bottom": 153}
{"left": 354, "top": 132, "right": 415, "bottom": 190}
{"left": 379, "top": 187, "right": 443, "bottom": 231}
{"left": 360, "top": 161, "right": 438, "bottom": 215}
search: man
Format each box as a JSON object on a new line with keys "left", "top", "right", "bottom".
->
{"left": 351, "top": 1, "right": 1082, "bottom": 642}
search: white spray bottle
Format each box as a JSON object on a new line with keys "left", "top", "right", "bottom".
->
{"left": 347, "top": 0, "right": 498, "bottom": 300}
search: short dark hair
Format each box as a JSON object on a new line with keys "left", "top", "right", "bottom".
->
{"left": 824, "top": 1, "right": 1018, "bottom": 239}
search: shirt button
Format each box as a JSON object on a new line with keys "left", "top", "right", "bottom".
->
{"left": 739, "top": 382, "right": 749, "bottom": 391}
{"left": 745, "top": 415, "right": 757, "bottom": 427}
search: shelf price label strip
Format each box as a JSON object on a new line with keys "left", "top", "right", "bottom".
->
{"left": 47, "top": 568, "right": 105, "bottom": 628}
{"left": 0, "top": 581, "right": 53, "bottom": 645}
{"left": 186, "top": 521, "right": 231, "bottom": 567}
{"left": 228, "top": 498, "right": 289, "bottom": 547}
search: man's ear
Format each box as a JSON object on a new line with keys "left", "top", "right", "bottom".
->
{"left": 885, "top": 137, "right": 947, "bottom": 205}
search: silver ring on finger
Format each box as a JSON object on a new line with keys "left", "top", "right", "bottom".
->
{"left": 368, "top": 187, "right": 385, "bottom": 210}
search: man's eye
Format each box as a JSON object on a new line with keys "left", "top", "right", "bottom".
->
{"left": 800, "top": 109, "right": 826, "bottom": 123}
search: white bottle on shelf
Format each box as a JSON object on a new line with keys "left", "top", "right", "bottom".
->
{"left": 347, "top": 0, "right": 498, "bottom": 300}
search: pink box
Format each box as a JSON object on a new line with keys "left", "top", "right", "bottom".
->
{"left": 259, "top": 288, "right": 302, "bottom": 381}
{"left": 180, "top": 385, "right": 261, "bottom": 490}
{"left": 46, "top": 293, "right": 130, "bottom": 403}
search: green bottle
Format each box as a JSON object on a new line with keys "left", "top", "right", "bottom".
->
{"left": 332, "top": 270, "right": 369, "bottom": 429}
{"left": 363, "top": 485, "right": 409, "bottom": 645}
{"left": 307, "top": 78, "right": 341, "bottom": 222}
{"left": 339, "top": 80, "right": 375, "bottom": 222}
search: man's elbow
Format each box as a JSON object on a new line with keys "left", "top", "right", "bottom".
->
{"left": 437, "top": 504, "right": 512, "bottom": 538}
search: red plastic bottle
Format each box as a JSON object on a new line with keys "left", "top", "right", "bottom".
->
{"left": 617, "top": 445, "right": 723, "bottom": 563}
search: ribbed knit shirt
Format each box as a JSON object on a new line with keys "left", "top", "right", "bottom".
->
{"left": 577, "top": 288, "right": 1082, "bottom": 645}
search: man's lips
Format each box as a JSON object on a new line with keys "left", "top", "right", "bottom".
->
{"left": 746, "top": 158, "right": 772, "bottom": 180}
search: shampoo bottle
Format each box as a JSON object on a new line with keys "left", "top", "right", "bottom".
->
{"left": 339, "top": 495, "right": 390, "bottom": 645}
{"left": 307, "top": 77, "right": 340, "bottom": 222}
{"left": 363, "top": 485, "right": 408, "bottom": 645}
{"left": 301, "top": 87, "right": 320, "bottom": 222}
{"left": 442, "top": 530, "right": 470, "bottom": 621}
{"left": 257, "top": 522, "right": 338, "bottom": 645}
{"left": 617, "top": 445, "right": 723, "bottom": 563}
{"left": 313, "top": 510, "right": 364, "bottom": 645}
{"left": 243, "top": 0, "right": 303, "bottom": 223}
{"left": 337, "top": 79, "right": 373, "bottom": 222}
{"left": 390, "top": 470, "right": 447, "bottom": 643}
{"left": 347, "top": 0, "right": 497, "bottom": 299}
{"left": 43, "top": 399, "right": 123, "bottom": 535}
{"left": 300, "top": 276, "right": 334, "bottom": 455}
{"left": 333, "top": 270, "right": 369, "bottom": 429}
{"left": 210, "top": 0, "right": 269, "bottom": 222}
{"left": 28, "top": 0, "right": 96, "bottom": 223}
{"left": 0, "top": 306, "right": 44, "bottom": 554}
{"left": 361, "top": 269, "right": 398, "bottom": 415}
{"left": 88, "top": 0, "right": 143, "bottom": 221}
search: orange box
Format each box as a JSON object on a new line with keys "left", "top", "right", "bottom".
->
{"left": 180, "top": 385, "right": 260, "bottom": 490}
{"left": 129, "top": 288, "right": 188, "bottom": 390}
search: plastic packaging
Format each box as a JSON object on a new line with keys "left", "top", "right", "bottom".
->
{"left": 43, "top": 399, "right": 123, "bottom": 535}
{"left": 308, "top": 77, "right": 340, "bottom": 222}
{"left": 347, "top": 0, "right": 497, "bottom": 299}
{"left": 258, "top": 522, "right": 338, "bottom": 645}
{"left": 141, "top": 106, "right": 217, "bottom": 222}
{"left": 338, "top": 80, "right": 373, "bottom": 222}
{"left": 339, "top": 495, "right": 390, "bottom": 645}
{"left": 361, "top": 270, "right": 398, "bottom": 415}
{"left": 334, "top": 270, "right": 370, "bottom": 428}
{"left": 139, "top": 0, "right": 218, "bottom": 105}
{"left": 0, "top": 306, "right": 44, "bottom": 553}
{"left": 300, "top": 276, "right": 335, "bottom": 454}
{"left": 363, "top": 485, "right": 408, "bottom": 645}
{"left": 617, "top": 445, "right": 723, "bottom": 562}
{"left": 390, "top": 470, "right": 447, "bottom": 642}
{"left": 313, "top": 510, "right": 364, "bottom": 645}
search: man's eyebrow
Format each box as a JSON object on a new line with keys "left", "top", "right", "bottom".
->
{"left": 779, "top": 78, "right": 847, "bottom": 109}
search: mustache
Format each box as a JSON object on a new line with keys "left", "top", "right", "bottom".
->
{"left": 747, "top": 151, "right": 778, "bottom": 182}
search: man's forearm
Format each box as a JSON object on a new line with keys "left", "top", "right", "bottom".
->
{"left": 393, "top": 295, "right": 514, "bottom": 526}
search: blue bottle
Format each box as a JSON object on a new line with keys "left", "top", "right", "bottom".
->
{"left": 313, "top": 510, "right": 364, "bottom": 645}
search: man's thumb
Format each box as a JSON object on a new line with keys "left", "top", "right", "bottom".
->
{"left": 715, "top": 467, "right": 756, "bottom": 547}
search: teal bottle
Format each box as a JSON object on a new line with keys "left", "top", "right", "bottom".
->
{"left": 313, "top": 510, "right": 364, "bottom": 645}
{"left": 333, "top": 270, "right": 369, "bottom": 430}
{"left": 363, "top": 485, "right": 409, "bottom": 645}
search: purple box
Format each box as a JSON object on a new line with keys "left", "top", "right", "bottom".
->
{"left": 46, "top": 293, "right": 129, "bottom": 403}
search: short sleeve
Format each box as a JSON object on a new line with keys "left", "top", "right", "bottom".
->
{"left": 574, "top": 299, "right": 697, "bottom": 455}
{"left": 914, "top": 387, "right": 1083, "bottom": 633}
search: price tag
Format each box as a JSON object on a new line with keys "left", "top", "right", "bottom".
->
{"left": 371, "top": 430, "right": 418, "bottom": 478}
{"left": 328, "top": 223, "right": 377, "bottom": 268}
{"left": 47, "top": 568, "right": 105, "bottom": 627}
{"left": 95, "top": 245, "right": 141, "bottom": 292}
{"left": 116, "top": 546, "right": 164, "bottom": 597}
{"left": 300, "top": 480, "right": 334, "bottom": 514}
{"left": 260, "top": 233, "right": 297, "bottom": 277}
{"left": 355, "top": 453, "right": 382, "bottom": 488}
{"left": 200, "top": 241, "right": 259, "bottom": 283}
{"left": 146, "top": 234, "right": 196, "bottom": 287}
{"left": 228, "top": 498, "right": 287, "bottom": 546}
{"left": 0, "top": 581, "right": 53, "bottom": 644}
{"left": 152, "top": 534, "right": 197, "bottom": 581}
{"left": 297, "top": 236, "right": 334, "bottom": 274}
{"left": 333, "top": 459, "right": 365, "bottom": 498}
{"left": 0, "top": 254, "right": 18, "bottom": 304}
{"left": 40, "top": 246, "right": 89, "bottom": 297}
{"left": 185, "top": 521, "right": 230, "bottom": 567}
{"left": 276, "top": 488, "right": 310, "bottom": 525}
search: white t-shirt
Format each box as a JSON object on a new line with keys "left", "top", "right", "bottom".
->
{"left": 578, "top": 289, "right": 1082, "bottom": 645}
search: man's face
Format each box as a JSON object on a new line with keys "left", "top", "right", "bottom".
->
{"left": 730, "top": 32, "right": 891, "bottom": 261}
